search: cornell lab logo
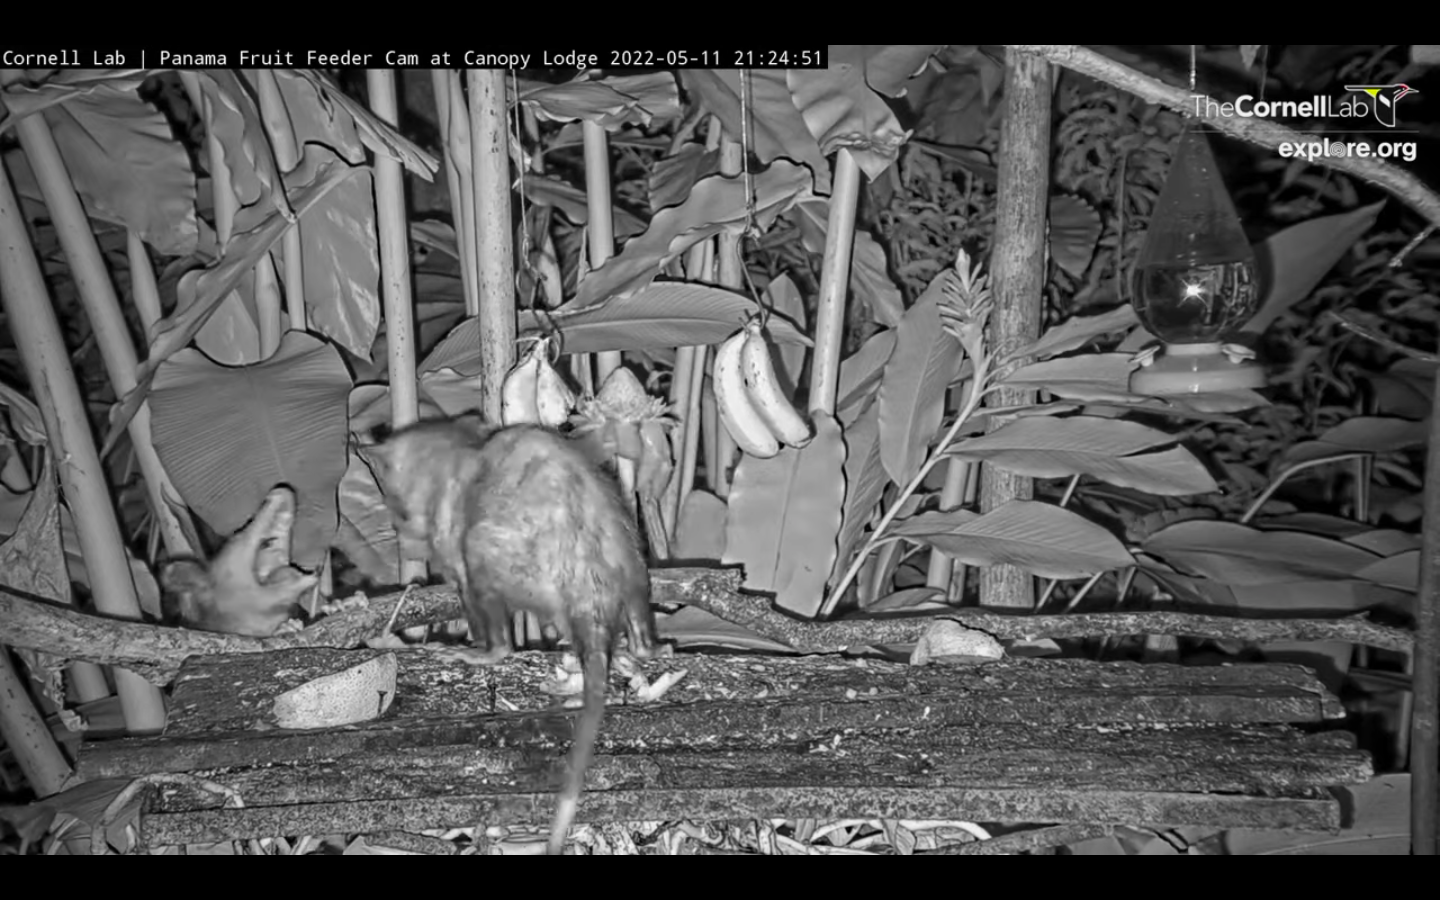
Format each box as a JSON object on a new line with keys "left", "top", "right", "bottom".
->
{"left": 1344, "top": 84, "right": 1418, "bottom": 128}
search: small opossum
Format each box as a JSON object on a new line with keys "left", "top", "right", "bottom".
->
{"left": 368, "top": 417, "right": 660, "bottom": 855}
{"left": 159, "top": 486, "right": 318, "bottom": 637}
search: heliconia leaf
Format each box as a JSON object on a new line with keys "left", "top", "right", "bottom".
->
{"left": 1254, "top": 513, "right": 1373, "bottom": 539}
{"left": 674, "top": 489, "right": 729, "bottom": 561}
{"left": 1242, "top": 201, "right": 1385, "bottom": 335}
{"left": 561, "top": 161, "right": 813, "bottom": 310}
{"left": 832, "top": 400, "right": 886, "bottom": 586}
{"left": 334, "top": 449, "right": 400, "bottom": 586}
{"left": 1356, "top": 551, "right": 1419, "bottom": 592}
{"left": 514, "top": 72, "right": 680, "bottom": 127}
{"left": 1143, "top": 521, "right": 1382, "bottom": 586}
{"left": 947, "top": 416, "right": 1218, "bottom": 495}
{"left": 1228, "top": 580, "right": 1409, "bottom": 615}
{"left": 764, "top": 274, "right": 809, "bottom": 392}
{"left": 878, "top": 294, "right": 962, "bottom": 486}
{"left": 889, "top": 501, "right": 1134, "bottom": 579}
{"left": 421, "top": 283, "right": 808, "bottom": 374}
{"left": 416, "top": 367, "right": 483, "bottom": 417}
{"left": 1009, "top": 305, "right": 1139, "bottom": 363}
{"left": 1343, "top": 529, "right": 1424, "bottom": 555}
{"left": 1284, "top": 416, "right": 1429, "bottom": 465}
{"left": 1365, "top": 358, "right": 1435, "bottom": 420}
{"left": 723, "top": 413, "right": 847, "bottom": 617}
{"left": 1000, "top": 353, "right": 1139, "bottom": 404}
{"left": 836, "top": 330, "right": 897, "bottom": 414}
{"left": 525, "top": 173, "right": 647, "bottom": 237}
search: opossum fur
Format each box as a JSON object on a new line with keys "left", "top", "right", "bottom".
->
{"left": 368, "top": 418, "right": 660, "bottom": 855}
{"left": 159, "top": 486, "right": 318, "bottom": 637}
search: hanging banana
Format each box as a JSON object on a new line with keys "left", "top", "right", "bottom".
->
{"left": 501, "top": 353, "right": 541, "bottom": 425}
{"left": 740, "top": 318, "right": 812, "bottom": 448}
{"left": 535, "top": 350, "right": 576, "bottom": 427}
{"left": 713, "top": 325, "right": 780, "bottom": 458}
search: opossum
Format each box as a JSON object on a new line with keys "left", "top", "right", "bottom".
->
{"left": 367, "top": 417, "right": 660, "bottom": 855}
{"left": 159, "top": 486, "right": 318, "bottom": 637}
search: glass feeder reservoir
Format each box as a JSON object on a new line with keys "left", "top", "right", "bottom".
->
{"left": 1130, "top": 121, "right": 1264, "bottom": 395}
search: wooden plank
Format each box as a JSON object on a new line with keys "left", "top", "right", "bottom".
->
{"left": 159, "top": 649, "right": 1339, "bottom": 732}
{"left": 132, "top": 722, "right": 1369, "bottom": 813}
{"left": 81, "top": 652, "right": 1343, "bottom": 779}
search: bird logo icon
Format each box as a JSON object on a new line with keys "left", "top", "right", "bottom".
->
{"left": 1344, "top": 84, "right": 1418, "bottom": 128}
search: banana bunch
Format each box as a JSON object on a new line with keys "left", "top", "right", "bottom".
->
{"left": 501, "top": 337, "right": 574, "bottom": 427}
{"left": 713, "top": 317, "right": 812, "bottom": 459}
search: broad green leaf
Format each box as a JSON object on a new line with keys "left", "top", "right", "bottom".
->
{"left": 1284, "top": 416, "right": 1429, "bottom": 465}
{"left": 524, "top": 173, "right": 647, "bottom": 237}
{"left": 1365, "top": 358, "right": 1435, "bottom": 420}
{"left": 1010, "top": 305, "right": 1139, "bottom": 363}
{"left": 1000, "top": 353, "right": 1138, "bottom": 404}
{"left": 105, "top": 146, "right": 358, "bottom": 452}
{"left": 724, "top": 413, "right": 847, "bottom": 616}
{"left": 561, "top": 161, "right": 813, "bottom": 310}
{"left": 890, "top": 500, "right": 1133, "bottom": 578}
{"left": 837, "top": 329, "right": 897, "bottom": 414}
{"left": 674, "top": 489, "right": 728, "bottom": 561}
{"left": 1242, "top": 202, "right": 1385, "bottom": 335}
{"left": 38, "top": 76, "right": 198, "bottom": 256}
{"left": 1143, "top": 521, "right": 1381, "bottom": 586}
{"left": 878, "top": 293, "right": 962, "bottom": 485}
{"left": 1047, "top": 193, "right": 1103, "bottom": 280}
{"left": 1356, "top": 551, "right": 1419, "bottom": 592}
{"left": 1231, "top": 581, "right": 1411, "bottom": 615}
{"left": 421, "top": 283, "right": 808, "bottom": 374}
{"left": 1254, "top": 513, "right": 1373, "bottom": 539}
{"left": 948, "top": 416, "right": 1217, "bottom": 495}
{"left": 680, "top": 69, "right": 831, "bottom": 195}
{"left": 302, "top": 167, "right": 381, "bottom": 361}
{"left": 513, "top": 72, "right": 680, "bottom": 127}
{"left": 334, "top": 449, "right": 399, "bottom": 585}
{"left": 789, "top": 45, "right": 937, "bottom": 177}
{"left": 149, "top": 331, "right": 351, "bottom": 568}
{"left": 763, "top": 274, "right": 809, "bottom": 392}
{"left": 1344, "top": 530, "right": 1424, "bottom": 555}
{"left": 833, "top": 400, "right": 886, "bottom": 586}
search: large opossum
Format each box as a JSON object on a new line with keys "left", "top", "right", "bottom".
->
{"left": 367, "top": 417, "right": 660, "bottom": 855}
{"left": 159, "top": 486, "right": 318, "bottom": 637}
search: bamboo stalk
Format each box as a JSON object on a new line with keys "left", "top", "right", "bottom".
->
{"left": 0, "top": 129, "right": 165, "bottom": 732}
{"left": 468, "top": 69, "right": 516, "bottom": 423}
{"left": 367, "top": 70, "right": 425, "bottom": 588}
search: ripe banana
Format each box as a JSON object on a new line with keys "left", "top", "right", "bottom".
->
{"left": 501, "top": 354, "right": 541, "bottom": 425}
{"left": 740, "top": 319, "right": 812, "bottom": 448}
{"left": 535, "top": 353, "right": 576, "bottom": 427}
{"left": 713, "top": 326, "right": 780, "bottom": 458}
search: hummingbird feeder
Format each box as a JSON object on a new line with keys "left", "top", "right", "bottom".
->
{"left": 1129, "top": 120, "right": 1264, "bottom": 395}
